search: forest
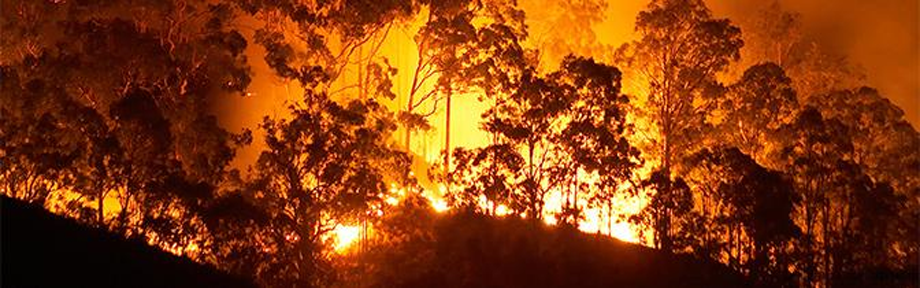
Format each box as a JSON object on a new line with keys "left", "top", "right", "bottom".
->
{"left": 0, "top": 0, "right": 917, "bottom": 287}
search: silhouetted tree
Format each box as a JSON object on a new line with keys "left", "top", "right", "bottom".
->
{"left": 241, "top": 90, "right": 410, "bottom": 286}
{"left": 780, "top": 91, "right": 918, "bottom": 288}
{"left": 555, "top": 57, "right": 642, "bottom": 224}
{"left": 715, "top": 62, "right": 798, "bottom": 165}
{"left": 446, "top": 144, "right": 525, "bottom": 215}
{"left": 774, "top": 106, "right": 914, "bottom": 288}
{"left": 446, "top": 56, "right": 639, "bottom": 223}
{"left": 684, "top": 147, "right": 799, "bottom": 286}
{"left": 238, "top": 0, "right": 415, "bottom": 87}
{"left": 0, "top": 65, "right": 83, "bottom": 206}
{"left": 808, "top": 87, "right": 920, "bottom": 202}
{"left": 447, "top": 63, "right": 563, "bottom": 218}
{"left": 808, "top": 87, "right": 920, "bottom": 278}
{"left": 0, "top": 0, "right": 254, "bottom": 261}
{"left": 401, "top": 0, "right": 528, "bottom": 177}
{"left": 634, "top": 170, "right": 693, "bottom": 253}
{"left": 620, "top": 0, "right": 743, "bottom": 174}
{"left": 777, "top": 107, "right": 852, "bottom": 287}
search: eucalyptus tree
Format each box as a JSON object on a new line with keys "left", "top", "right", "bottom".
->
{"left": 244, "top": 90, "right": 411, "bottom": 286}
{"left": 620, "top": 0, "right": 743, "bottom": 174}
{"left": 0, "top": 0, "right": 253, "bottom": 255}
{"left": 446, "top": 56, "right": 639, "bottom": 224}
{"left": 715, "top": 62, "right": 799, "bottom": 165}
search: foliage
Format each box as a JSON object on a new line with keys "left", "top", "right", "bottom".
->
{"left": 239, "top": 91, "right": 410, "bottom": 286}
{"left": 632, "top": 169, "right": 694, "bottom": 253}
{"left": 444, "top": 56, "right": 640, "bottom": 223}
{"left": 620, "top": 0, "right": 743, "bottom": 172}
{"left": 714, "top": 62, "right": 798, "bottom": 165}
{"left": 683, "top": 147, "right": 799, "bottom": 286}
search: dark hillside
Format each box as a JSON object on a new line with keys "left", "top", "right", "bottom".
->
{"left": 354, "top": 208, "right": 750, "bottom": 288}
{"left": 0, "top": 196, "right": 254, "bottom": 288}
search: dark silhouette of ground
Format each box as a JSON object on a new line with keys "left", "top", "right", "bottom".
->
{"left": 1, "top": 196, "right": 255, "bottom": 288}
{"left": 1, "top": 194, "right": 751, "bottom": 288}
{"left": 357, "top": 209, "right": 751, "bottom": 288}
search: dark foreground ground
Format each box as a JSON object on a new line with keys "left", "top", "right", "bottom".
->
{"left": 350, "top": 207, "right": 750, "bottom": 288}
{"left": 3, "top": 194, "right": 751, "bottom": 288}
{"left": 1, "top": 196, "right": 255, "bottom": 288}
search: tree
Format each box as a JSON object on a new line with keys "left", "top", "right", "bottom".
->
{"left": 684, "top": 147, "right": 799, "bottom": 286}
{"left": 107, "top": 88, "right": 173, "bottom": 231}
{"left": 555, "top": 57, "right": 642, "bottom": 224}
{"left": 522, "top": 0, "right": 610, "bottom": 71}
{"left": 799, "top": 87, "right": 919, "bottom": 287}
{"left": 633, "top": 169, "right": 693, "bottom": 253}
{"left": 774, "top": 107, "right": 914, "bottom": 288}
{"left": 777, "top": 107, "right": 853, "bottom": 287}
{"left": 0, "top": 65, "right": 84, "bottom": 206}
{"left": 737, "top": 0, "right": 863, "bottom": 100}
{"left": 0, "top": 0, "right": 255, "bottom": 260}
{"left": 739, "top": 0, "right": 800, "bottom": 68}
{"left": 807, "top": 87, "right": 920, "bottom": 200}
{"left": 833, "top": 179, "right": 909, "bottom": 288}
{"left": 401, "top": 0, "right": 528, "bottom": 180}
{"left": 621, "top": 0, "right": 743, "bottom": 174}
{"left": 715, "top": 62, "right": 798, "bottom": 165}
{"left": 241, "top": 90, "right": 411, "bottom": 286}
{"left": 446, "top": 144, "right": 525, "bottom": 216}
{"left": 446, "top": 64, "right": 564, "bottom": 219}
{"left": 445, "top": 56, "right": 638, "bottom": 224}
{"left": 240, "top": 0, "right": 416, "bottom": 89}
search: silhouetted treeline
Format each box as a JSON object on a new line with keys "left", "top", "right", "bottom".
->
{"left": 1, "top": 0, "right": 917, "bottom": 287}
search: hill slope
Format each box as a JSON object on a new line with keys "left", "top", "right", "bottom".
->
{"left": 1, "top": 196, "right": 254, "bottom": 288}
{"left": 350, "top": 209, "right": 750, "bottom": 288}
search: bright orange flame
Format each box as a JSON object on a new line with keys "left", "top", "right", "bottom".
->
{"left": 429, "top": 197, "right": 450, "bottom": 213}
{"left": 332, "top": 225, "right": 362, "bottom": 252}
{"left": 609, "top": 223, "right": 637, "bottom": 243}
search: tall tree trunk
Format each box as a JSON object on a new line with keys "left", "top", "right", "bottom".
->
{"left": 822, "top": 199, "right": 831, "bottom": 288}
{"left": 444, "top": 89, "right": 451, "bottom": 179}
{"left": 98, "top": 188, "right": 105, "bottom": 226}
{"left": 528, "top": 141, "right": 536, "bottom": 219}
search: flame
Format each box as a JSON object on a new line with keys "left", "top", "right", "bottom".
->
{"left": 609, "top": 223, "right": 637, "bottom": 243}
{"left": 381, "top": 182, "right": 648, "bottom": 243}
{"left": 332, "top": 225, "right": 362, "bottom": 252}
{"left": 429, "top": 196, "right": 450, "bottom": 213}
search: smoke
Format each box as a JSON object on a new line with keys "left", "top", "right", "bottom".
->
{"left": 718, "top": 0, "right": 918, "bottom": 126}
{"left": 591, "top": 0, "right": 919, "bottom": 126}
